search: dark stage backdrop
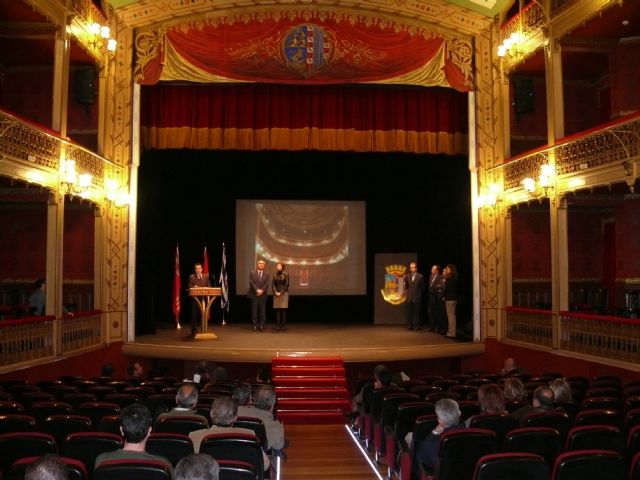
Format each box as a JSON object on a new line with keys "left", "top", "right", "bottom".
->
{"left": 135, "top": 150, "right": 471, "bottom": 334}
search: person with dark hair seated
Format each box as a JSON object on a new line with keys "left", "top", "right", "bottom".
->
{"left": 126, "top": 361, "right": 144, "bottom": 379}
{"left": 26, "top": 455, "right": 68, "bottom": 480}
{"left": 175, "top": 454, "right": 219, "bottom": 480}
{"left": 512, "top": 385, "right": 555, "bottom": 425}
{"left": 101, "top": 362, "right": 115, "bottom": 377}
{"left": 156, "top": 383, "right": 209, "bottom": 425}
{"left": 95, "top": 403, "right": 173, "bottom": 473}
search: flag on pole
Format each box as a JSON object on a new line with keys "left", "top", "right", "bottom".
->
{"left": 172, "top": 244, "right": 181, "bottom": 328}
{"left": 219, "top": 242, "right": 229, "bottom": 324}
{"left": 202, "top": 246, "right": 209, "bottom": 275}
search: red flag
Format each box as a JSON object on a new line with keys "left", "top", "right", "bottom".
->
{"left": 172, "top": 244, "right": 181, "bottom": 325}
{"left": 203, "top": 246, "right": 209, "bottom": 275}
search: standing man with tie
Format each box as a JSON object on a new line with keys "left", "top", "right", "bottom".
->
{"left": 188, "top": 262, "right": 210, "bottom": 337}
{"left": 248, "top": 259, "right": 270, "bottom": 331}
{"left": 403, "top": 262, "right": 425, "bottom": 331}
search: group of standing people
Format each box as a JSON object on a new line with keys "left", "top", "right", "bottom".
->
{"left": 188, "top": 258, "right": 290, "bottom": 336}
{"left": 404, "top": 262, "right": 458, "bottom": 338}
{"left": 247, "top": 259, "right": 289, "bottom": 332}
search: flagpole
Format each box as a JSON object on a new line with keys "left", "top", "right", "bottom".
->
{"left": 219, "top": 242, "right": 229, "bottom": 326}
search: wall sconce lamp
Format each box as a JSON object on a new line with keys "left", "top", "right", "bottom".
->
{"left": 60, "top": 159, "right": 92, "bottom": 195}
{"left": 497, "top": 31, "right": 524, "bottom": 58}
{"left": 522, "top": 163, "right": 556, "bottom": 198}
{"left": 104, "top": 178, "right": 129, "bottom": 207}
{"left": 477, "top": 182, "right": 503, "bottom": 209}
{"left": 88, "top": 22, "right": 117, "bottom": 56}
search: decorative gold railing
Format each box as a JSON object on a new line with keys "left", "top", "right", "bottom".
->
{"left": 502, "top": 112, "right": 640, "bottom": 192}
{"left": 0, "top": 316, "right": 55, "bottom": 366}
{"left": 504, "top": 307, "right": 553, "bottom": 347}
{"left": 560, "top": 311, "right": 640, "bottom": 363}
{"left": 0, "top": 108, "right": 112, "bottom": 191}
{"left": 0, "top": 310, "right": 103, "bottom": 368}
{"left": 60, "top": 310, "right": 103, "bottom": 353}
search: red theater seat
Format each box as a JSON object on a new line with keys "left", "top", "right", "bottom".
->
{"left": 551, "top": 449, "right": 625, "bottom": 480}
{"left": 473, "top": 452, "right": 548, "bottom": 480}
{"left": 94, "top": 459, "right": 172, "bottom": 480}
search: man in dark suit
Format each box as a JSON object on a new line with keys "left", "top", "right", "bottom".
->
{"left": 248, "top": 259, "right": 270, "bottom": 331}
{"left": 188, "top": 262, "right": 210, "bottom": 336}
{"left": 427, "top": 264, "right": 445, "bottom": 332}
{"left": 403, "top": 261, "right": 425, "bottom": 331}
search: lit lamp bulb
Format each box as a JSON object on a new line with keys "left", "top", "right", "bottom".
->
{"left": 100, "top": 26, "right": 110, "bottom": 39}
{"left": 107, "top": 38, "right": 117, "bottom": 52}
{"left": 105, "top": 178, "right": 119, "bottom": 202}
{"left": 503, "top": 38, "right": 513, "bottom": 49}
{"left": 115, "top": 190, "right": 129, "bottom": 207}
{"left": 523, "top": 177, "right": 536, "bottom": 192}
{"left": 78, "top": 173, "right": 93, "bottom": 189}
{"left": 89, "top": 23, "right": 101, "bottom": 35}
{"left": 64, "top": 159, "right": 78, "bottom": 184}
{"left": 497, "top": 45, "right": 507, "bottom": 57}
{"left": 510, "top": 31, "right": 523, "bottom": 44}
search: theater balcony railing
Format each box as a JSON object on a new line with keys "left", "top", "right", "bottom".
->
{"left": 504, "top": 307, "right": 553, "bottom": 348}
{"left": 490, "top": 110, "right": 640, "bottom": 205}
{"left": 0, "top": 310, "right": 103, "bottom": 372}
{"left": 560, "top": 311, "right": 640, "bottom": 364}
{"left": 0, "top": 108, "right": 123, "bottom": 205}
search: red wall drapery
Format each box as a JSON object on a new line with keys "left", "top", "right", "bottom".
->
{"left": 135, "top": 11, "right": 473, "bottom": 91}
{"left": 140, "top": 84, "right": 468, "bottom": 154}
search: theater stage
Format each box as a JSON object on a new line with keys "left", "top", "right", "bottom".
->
{"left": 123, "top": 323, "right": 484, "bottom": 363}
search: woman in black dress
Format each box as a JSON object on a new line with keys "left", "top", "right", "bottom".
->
{"left": 272, "top": 262, "right": 289, "bottom": 331}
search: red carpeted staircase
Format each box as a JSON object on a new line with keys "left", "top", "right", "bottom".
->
{"left": 273, "top": 356, "right": 351, "bottom": 425}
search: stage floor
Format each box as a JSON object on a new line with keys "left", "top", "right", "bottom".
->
{"left": 123, "top": 323, "right": 484, "bottom": 363}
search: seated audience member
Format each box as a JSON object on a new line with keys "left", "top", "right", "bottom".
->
{"left": 126, "top": 361, "right": 144, "bottom": 379}
{"left": 465, "top": 383, "right": 506, "bottom": 427}
{"left": 175, "top": 454, "right": 219, "bottom": 480}
{"left": 101, "top": 362, "right": 115, "bottom": 378}
{"left": 26, "top": 455, "right": 68, "bottom": 480}
{"left": 503, "top": 377, "right": 527, "bottom": 402}
{"left": 212, "top": 366, "right": 228, "bottom": 383}
{"left": 351, "top": 364, "right": 388, "bottom": 415}
{"left": 193, "top": 361, "right": 213, "bottom": 384}
{"left": 414, "top": 398, "right": 464, "bottom": 476}
{"left": 499, "top": 357, "right": 522, "bottom": 376}
{"left": 189, "top": 396, "right": 270, "bottom": 470}
{"left": 512, "top": 385, "right": 556, "bottom": 425}
{"left": 248, "top": 385, "right": 286, "bottom": 453}
{"left": 549, "top": 378, "right": 573, "bottom": 404}
{"left": 256, "top": 366, "right": 272, "bottom": 384}
{"left": 95, "top": 404, "right": 173, "bottom": 473}
{"left": 156, "top": 383, "right": 209, "bottom": 425}
{"left": 233, "top": 383, "right": 253, "bottom": 415}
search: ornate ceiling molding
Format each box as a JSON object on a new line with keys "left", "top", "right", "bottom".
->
{"left": 113, "top": 0, "right": 491, "bottom": 37}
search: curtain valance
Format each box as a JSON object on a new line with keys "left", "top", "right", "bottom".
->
{"left": 135, "top": 10, "right": 473, "bottom": 91}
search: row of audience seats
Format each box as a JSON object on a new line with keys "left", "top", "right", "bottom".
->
{"left": 352, "top": 371, "right": 640, "bottom": 479}
{"left": 0, "top": 375, "right": 273, "bottom": 480}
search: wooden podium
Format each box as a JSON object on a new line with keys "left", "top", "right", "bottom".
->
{"left": 189, "top": 287, "right": 221, "bottom": 340}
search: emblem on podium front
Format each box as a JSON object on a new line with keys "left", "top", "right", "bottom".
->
{"left": 381, "top": 264, "right": 407, "bottom": 305}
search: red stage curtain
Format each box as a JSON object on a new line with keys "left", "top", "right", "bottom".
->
{"left": 134, "top": 11, "right": 473, "bottom": 91}
{"left": 140, "top": 84, "right": 468, "bottom": 154}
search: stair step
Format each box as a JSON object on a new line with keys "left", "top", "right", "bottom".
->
{"left": 272, "top": 356, "right": 344, "bottom": 367}
{"left": 277, "top": 410, "right": 347, "bottom": 425}
{"left": 278, "top": 399, "right": 350, "bottom": 410}
{"left": 274, "top": 377, "right": 347, "bottom": 388}
{"left": 272, "top": 366, "right": 345, "bottom": 376}
{"left": 275, "top": 387, "right": 349, "bottom": 399}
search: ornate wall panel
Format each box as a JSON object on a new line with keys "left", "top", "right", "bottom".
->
{"left": 101, "top": 16, "right": 134, "bottom": 342}
{"left": 474, "top": 22, "right": 504, "bottom": 338}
